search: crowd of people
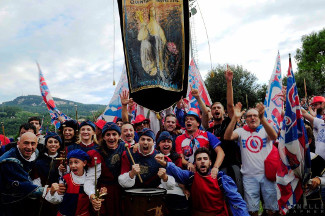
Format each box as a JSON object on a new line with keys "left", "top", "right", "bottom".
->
{"left": 0, "top": 67, "right": 325, "bottom": 216}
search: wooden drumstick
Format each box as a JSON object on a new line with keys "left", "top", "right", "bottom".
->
{"left": 125, "top": 143, "right": 143, "bottom": 183}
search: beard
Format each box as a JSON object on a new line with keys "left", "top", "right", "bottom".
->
{"left": 213, "top": 117, "right": 222, "bottom": 121}
{"left": 317, "top": 108, "right": 323, "bottom": 115}
{"left": 196, "top": 166, "right": 210, "bottom": 176}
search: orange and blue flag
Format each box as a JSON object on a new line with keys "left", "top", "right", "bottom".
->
{"left": 38, "top": 63, "right": 71, "bottom": 128}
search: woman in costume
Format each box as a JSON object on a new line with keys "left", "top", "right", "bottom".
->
{"left": 85, "top": 122, "right": 126, "bottom": 216}
{"left": 32, "top": 132, "right": 62, "bottom": 216}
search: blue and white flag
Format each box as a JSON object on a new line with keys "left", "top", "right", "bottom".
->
{"left": 276, "top": 56, "right": 311, "bottom": 214}
{"left": 264, "top": 52, "right": 283, "bottom": 133}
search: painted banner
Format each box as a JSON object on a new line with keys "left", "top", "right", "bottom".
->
{"left": 264, "top": 52, "right": 283, "bottom": 133}
{"left": 187, "top": 59, "right": 212, "bottom": 109}
{"left": 38, "top": 63, "right": 71, "bottom": 128}
{"left": 276, "top": 56, "right": 311, "bottom": 214}
{"left": 117, "top": 0, "right": 189, "bottom": 112}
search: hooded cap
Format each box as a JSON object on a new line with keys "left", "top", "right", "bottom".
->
{"left": 44, "top": 132, "right": 62, "bottom": 146}
{"left": 79, "top": 120, "right": 96, "bottom": 131}
{"left": 102, "top": 122, "right": 121, "bottom": 136}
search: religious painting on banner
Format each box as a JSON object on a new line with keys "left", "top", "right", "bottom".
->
{"left": 117, "top": 0, "right": 189, "bottom": 112}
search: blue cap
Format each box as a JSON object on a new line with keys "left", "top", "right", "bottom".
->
{"left": 79, "top": 120, "right": 96, "bottom": 131}
{"left": 184, "top": 108, "right": 201, "bottom": 125}
{"left": 102, "top": 122, "right": 121, "bottom": 136}
{"left": 44, "top": 132, "right": 62, "bottom": 146}
{"left": 157, "top": 131, "right": 173, "bottom": 144}
{"left": 138, "top": 128, "right": 155, "bottom": 141}
{"left": 67, "top": 149, "right": 90, "bottom": 162}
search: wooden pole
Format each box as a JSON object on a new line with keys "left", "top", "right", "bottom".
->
{"left": 125, "top": 144, "right": 143, "bottom": 183}
{"left": 75, "top": 105, "right": 78, "bottom": 122}
{"left": 1, "top": 122, "right": 6, "bottom": 146}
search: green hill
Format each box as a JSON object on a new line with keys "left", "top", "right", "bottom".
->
{"left": 0, "top": 95, "right": 106, "bottom": 138}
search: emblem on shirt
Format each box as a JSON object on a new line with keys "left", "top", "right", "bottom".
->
{"left": 243, "top": 136, "right": 266, "bottom": 153}
{"left": 317, "top": 129, "right": 325, "bottom": 142}
{"left": 111, "top": 154, "right": 120, "bottom": 165}
{"left": 140, "top": 165, "right": 149, "bottom": 175}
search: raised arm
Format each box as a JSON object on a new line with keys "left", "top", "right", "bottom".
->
{"left": 301, "top": 108, "right": 315, "bottom": 127}
{"left": 256, "top": 103, "right": 278, "bottom": 140}
{"left": 225, "top": 66, "right": 234, "bottom": 118}
{"left": 120, "top": 90, "right": 133, "bottom": 123}
{"left": 190, "top": 87, "right": 209, "bottom": 129}
{"left": 224, "top": 102, "right": 244, "bottom": 140}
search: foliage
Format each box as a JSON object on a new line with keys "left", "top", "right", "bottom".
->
{"left": 0, "top": 95, "right": 106, "bottom": 138}
{"left": 205, "top": 64, "right": 263, "bottom": 109}
{"left": 294, "top": 28, "right": 325, "bottom": 96}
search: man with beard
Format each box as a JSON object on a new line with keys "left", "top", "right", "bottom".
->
{"left": 155, "top": 147, "right": 248, "bottom": 216}
{"left": 156, "top": 114, "right": 182, "bottom": 151}
{"left": 0, "top": 132, "right": 60, "bottom": 216}
{"left": 175, "top": 108, "right": 225, "bottom": 179}
{"left": 121, "top": 123, "right": 136, "bottom": 147}
{"left": 309, "top": 96, "right": 325, "bottom": 119}
{"left": 224, "top": 102, "right": 278, "bottom": 216}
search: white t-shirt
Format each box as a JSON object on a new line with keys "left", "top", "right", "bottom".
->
{"left": 313, "top": 118, "right": 325, "bottom": 160}
{"left": 234, "top": 126, "right": 273, "bottom": 176}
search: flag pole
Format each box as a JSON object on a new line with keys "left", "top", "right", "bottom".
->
{"left": 304, "top": 78, "right": 307, "bottom": 99}
{"left": 75, "top": 105, "right": 78, "bottom": 122}
{"left": 1, "top": 122, "right": 6, "bottom": 146}
{"left": 289, "top": 53, "right": 291, "bottom": 65}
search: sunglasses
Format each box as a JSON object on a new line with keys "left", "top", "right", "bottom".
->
{"left": 135, "top": 120, "right": 149, "bottom": 127}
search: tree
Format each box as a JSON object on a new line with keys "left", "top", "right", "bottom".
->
{"left": 256, "top": 83, "right": 268, "bottom": 103}
{"left": 205, "top": 64, "right": 262, "bottom": 109}
{"left": 295, "top": 28, "right": 325, "bottom": 96}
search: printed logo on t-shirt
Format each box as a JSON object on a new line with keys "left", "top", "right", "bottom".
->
{"left": 317, "top": 129, "right": 325, "bottom": 142}
{"left": 242, "top": 136, "right": 267, "bottom": 153}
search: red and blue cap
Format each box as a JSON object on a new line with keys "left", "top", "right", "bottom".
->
{"left": 184, "top": 108, "right": 201, "bottom": 125}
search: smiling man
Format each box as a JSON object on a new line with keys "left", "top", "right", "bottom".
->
{"left": 121, "top": 123, "right": 136, "bottom": 147}
{"left": 156, "top": 114, "right": 182, "bottom": 151}
{"left": 0, "top": 132, "right": 52, "bottom": 215}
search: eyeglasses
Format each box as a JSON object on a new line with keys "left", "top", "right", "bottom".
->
{"left": 135, "top": 120, "right": 149, "bottom": 127}
{"left": 311, "top": 102, "right": 322, "bottom": 107}
{"left": 246, "top": 114, "right": 258, "bottom": 119}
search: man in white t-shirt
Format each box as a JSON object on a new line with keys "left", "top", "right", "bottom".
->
{"left": 224, "top": 102, "right": 278, "bottom": 216}
{"left": 302, "top": 108, "right": 325, "bottom": 159}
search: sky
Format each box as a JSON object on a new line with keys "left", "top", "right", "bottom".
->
{"left": 0, "top": 0, "right": 324, "bottom": 105}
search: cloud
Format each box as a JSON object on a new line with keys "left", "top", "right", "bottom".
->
{"left": 0, "top": 0, "right": 324, "bottom": 106}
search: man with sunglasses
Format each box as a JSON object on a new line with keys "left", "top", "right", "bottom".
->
{"left": 310, "top": 96, "right": 325, "bottom": 120}
{"left": 132, "top": 115, "right": 150, "bottom": 132}
{"left": 224, "top": 102, "right": 278, "bottom": 216}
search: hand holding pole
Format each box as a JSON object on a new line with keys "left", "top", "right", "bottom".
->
{"left": 125, "top": 143, "right": 143, "bottom": 183}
